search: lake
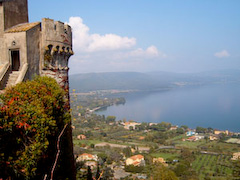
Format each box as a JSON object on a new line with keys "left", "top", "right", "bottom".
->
{"left": 96, "top": 83, "right": 240, "bottom": 132}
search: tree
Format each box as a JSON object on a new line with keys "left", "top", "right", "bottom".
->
{"left": 95, "top": 164, "right": 100, "bottom": 180}
{"left": 123, "top": 147, "right": 132, "bottom": 157}
{"left": 101, "top": 166, "right": 114, "bottom": 180}
{"left": 87, "top": 166, "right": 93, "bottom": 180}
{"left": 90, "top": 144, "right": 95, "bottom": 148}
{"left": 180, "top": 148, "right": 195, "bottom": 163}
{"left": 98, "top": 153, "right": 108, "bottom": 163}
{"left": 196, "top": 126, "right": 207, "bottom": 133}
{"left": 150, "top": 163, "right": 178, "bottom": 180}
{"left": 129, "top": 126, "right": 134, "bottom": 131}
{"left": 181, "top": 125, "right": 188, "bottom": 130}
{"left": 106, "top": 116, "right": 116, "bottom": 123}
{"left": 0, "top": 76, "right": 74, "bottom": 180}
{"left": 125, "top": 165, "right": 144, "bottom": 173}
{"left": 176, "top": 128, "right": 184, "bottom": 134}
{"left": 233, "top": 160, "right": 240, "bottom": 177}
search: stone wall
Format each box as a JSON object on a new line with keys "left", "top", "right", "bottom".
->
{"left": 4, "top": 31, "right": 27, "bottom": 66}
{"left": 0, "top": 4, "right": 3, "bottom": 61}
{"left": 0, "top": 3, "right": 3, "bottom": 36}
{"left": 2, "top": 0, "right": 28, "bottom": 30}
{"left": 41, "top": 18, "right": 73, "bottom": 91}
{"left": 26, "top": 23, "right": 41, "bottom": 80}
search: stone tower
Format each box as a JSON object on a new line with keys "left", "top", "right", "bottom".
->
{"left": 40, "top": 18, "right": 73, "bottom": 94}
{"left": 0, "top": 0, "right": 28, "bottom": 62}
{"left": 0, "top": 0, "right": 76, "bottom": 179}
{"left": 0, "top": 0, "right": 28, "bottom": 32}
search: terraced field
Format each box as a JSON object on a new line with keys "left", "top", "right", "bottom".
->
{"left": 192, "top": 154, "right": 236, "bottom": 180}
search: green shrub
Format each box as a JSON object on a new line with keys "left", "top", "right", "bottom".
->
{"left": 0, "top": 76, "right": 71, "bottom": 179}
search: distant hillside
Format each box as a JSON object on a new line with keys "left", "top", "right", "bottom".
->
{"left": 69, "top": 72, "right": 169, "bottom": 92}
{"left": 69, "top": 69, "right": 240, "bottom": 92}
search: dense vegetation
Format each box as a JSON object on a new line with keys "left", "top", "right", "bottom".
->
{"left": 0, "top": 76, "right": 73, "bottom": 180}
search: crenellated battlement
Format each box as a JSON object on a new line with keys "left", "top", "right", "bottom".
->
{"left": 42, "top": 44, "right": 73, "bottom": 70}
{"left": 41, "top": 18, "right": 73, "bottom": 74}
{"left": 41, "top": 18, "right": 72, "bottom": 47}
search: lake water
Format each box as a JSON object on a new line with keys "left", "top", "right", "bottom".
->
{"left": 96, "top": 83, "right": 240, "bottom": 132}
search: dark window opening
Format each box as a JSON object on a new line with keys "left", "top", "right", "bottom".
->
{"left": 11, "top": 50, "right": 20, "bottom": 71}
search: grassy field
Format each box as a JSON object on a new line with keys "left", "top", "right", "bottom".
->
{"left": 192, "top": 153, "right": 235, "bottom": 180}
{"left": 174, "top": 139, "right": 207, "bottom": 149}
{"left": 73, "top": 139, "right": 103, "bottom": 146}
{"left": 150, "top": 152, "right": 179, "bottom": 160}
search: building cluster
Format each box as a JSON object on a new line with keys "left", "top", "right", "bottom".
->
{"left": 76, "top": 151, "right": 169, "bottom": 179}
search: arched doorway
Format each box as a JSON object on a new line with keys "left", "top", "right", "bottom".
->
{"left": 11, "top": 50, "right": 20, "bottom": 71}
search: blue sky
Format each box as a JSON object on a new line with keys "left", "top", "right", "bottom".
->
{"left": 29, "top": 0, "right": 240, "bottom": 74}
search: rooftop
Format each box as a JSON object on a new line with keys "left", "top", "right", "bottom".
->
{"left": 80, "top": 153, "right": 94, "bottom": 158}
{"left": 129, "top": 154, "right": 144, "bottom": 161}
{"left": 5, "top": 22, "right": 40, "bottom": 33}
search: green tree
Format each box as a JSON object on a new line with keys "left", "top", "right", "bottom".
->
{"left": 0, "top": 76, "right": 74, "bottom": 180}
{"left": 106, "top": 116, "right": 116, "bottom": 123}
{"left": 101, "top": 166, "right": 114, "bottom": 180}
{"left": 176, "top": 128, "right": 184, "bottom": 134}
{"left": 196, "top": 126, "right": 207, "bottom": 133}
{"left": 180, "top": 125, "right": 188, "bottom": 131}
{"left": 98, "top": 153, "right": 108, "bottom": 163}
{"left": 87, "top": 166, "right": 93, "bottom": 180}
{"left": 123, "top": 147, "right": 132, "bottom": 157}
{"left": 150, "top": 163, "right": 178, "bottom": 180}
{"left": 125, "top": 165, "right": 144, "bottom": 173}
{"left": 95, "top": 164, "right": 100, "bottom": 180}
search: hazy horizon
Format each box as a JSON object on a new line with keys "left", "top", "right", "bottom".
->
{"left": 69, "top": 68, "right": 240, "bottom": 75}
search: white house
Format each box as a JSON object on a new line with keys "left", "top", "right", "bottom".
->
{"left": 76, "top": 153, "right": 98, "bottom": 162}
{"left": 126, "top": 154, "right": 145, "bottom": 166}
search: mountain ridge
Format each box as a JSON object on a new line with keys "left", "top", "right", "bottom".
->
{"left": 69, "top": 69, "right": 240, "bottom": 92}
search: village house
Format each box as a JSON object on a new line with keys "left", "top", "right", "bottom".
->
{"left": 209, "top": 135, "right": 219, "bottom": 141}
{"left": 169, "top": 125, "right": 178, "bottom": 131}
{"left": 186, "top": 131, "right": 196, "bottom": 136}
{"left": 153, "top": 157, "right": 168, "bottom": 166}
{"left": 231, "top": 152, "right": 240, "bottom": 160}
{"left": 186, "top": 135, "right": 204, "bottom": 142}
{"left": 77, "top": 134, "right": 86, "bottom": 140}
{"left": 76, "top": 153, "right": 98, "bottom": 162}
{"left": 126, "top": 154, "right": 145, "bottom": 166}
{"left": 214, "top": 130, "right": 229, "bottom": 135}
{"left": 149, "top": 123, "right": 158, "bottom": 126}
{"left": 122, "top": 121, "right": 141, "bottom": 130}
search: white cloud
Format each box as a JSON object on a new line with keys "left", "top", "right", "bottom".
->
{"left": 67, "top": 16, "right": 166, "bottom": 74}
{"left": 214, "top": 50, "right": 230, "bottom": 58}
{"left": 129, "top": 46, "right": 166, "bottom": 58}
{"left": 68, "top": 17, "right": 136, "bottom": 52}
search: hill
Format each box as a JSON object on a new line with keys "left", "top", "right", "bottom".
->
{"left": 69, "top": 69, "right": 240, "bottom": 92}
